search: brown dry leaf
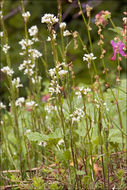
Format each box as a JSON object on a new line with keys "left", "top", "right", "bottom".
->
{"left": 94, "top": 163, "right": 102, "bottom": 177}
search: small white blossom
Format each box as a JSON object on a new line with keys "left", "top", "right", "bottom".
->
{"left": 25, "top": 101, "right": 38, "bottom": 109}
{"left": 47, "top": 36, "right": 51, "bottom": 41}
{"left": 26, "top": 129, "right": 31, "bottom": 133}
{"left": 1, "top": 66, "right": 14, "bottom": 76}
{"left": 32, "top": 37, "right": 39, "bottom": 42}
{"left": 70, "top": 108, "right": 85, "bottom": 123}
{"left": 45, "top": 103, "right": 57, "bottom": 113}
{"left": 24, "top": 68, "right": 34, "bottom": 76}
{"left": 83, "top": 53, "right": 96, "bottom": 68}
{"left": 31, "top": 76, "right": 42, "bottom": 84}
{"left": 58, "top": 69, "right": 68, "bottom": 77}
{"left": 0, "top": 31, "right": 3, "bottom": 37}
{"left": 2, "top": 44, "right": 10, "bottom": 54}
{"left": 22, "top": 11, "right": 30, "bottom": 22}
{"left": 0, "top": 102, "right": 6, "bottom": 109}
{"left": 0, "top": 120, "right": 4, "bottom": 125}
{"left": 83, "top": 53, "right": 96, "bottom": 61}
{"left": 19, "top": 39, "right": 33, "bottom": 50}
{"left": 12, "top": 77, "right": 23, "bottom": 88}
{"left": 28, "top": 49, "right": 42, "bottom": 59}
{"left": 28, "top": 25, "right": 38, "bottom": 36}
{"left": 49, "top": 68, "right": 56, "bottom": 77}
{"left": 63, "top": 30, "right": 71, "bottom": 37}
{"left": 19, "top": 59, "right": 32, "bottom": 71}
{"left": 38, "top": 141, "right": 47, "bottom": 147}
{"left": 75, "top": 87, "right": 91, "bottom": 98}
{"left": 41, "top": 14, "right": 59, "bottom": 25}
{"left": 59, "top": 22, "right": 66, "bottom": 30}
{"left": 15, "top": 97, "right": 25, "bottom": 107}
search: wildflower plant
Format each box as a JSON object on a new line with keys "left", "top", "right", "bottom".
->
{"left": 0, "top": 0, "right": 126, "bottom": 189}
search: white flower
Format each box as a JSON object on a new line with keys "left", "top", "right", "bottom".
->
{"left": 70, "top": 108, "right": 85, "bottom": 123}
{"left": 2, "top": 44, "right": 10, "bottom": 54}
{"left": 26, "top": 129, "right": 31, "bottom": 133}
{"left": 19, "top": 39, "right": 33, "bottom": 50}
{"left": 28, "top": 25, "right": 38, "bottom": 36}
{"left": 31, "top": 76, "right": 42, "bottom": 84}
{"left": 22, "top": 11, "right": 30, "bottom": 22}
{"left": 49, "top": 68, "right": 56, "bottom": 77}
{"left": 1, "top": 66, "right": 14, "bottom": 76}
{"left": 24, "top": 68, "right": 34, "bottom": 76}
{"left": 47, "top": 34, "right": 56, "bottom": 41}
{"left": 15, "top": 97, "right": 25, "bottom": 107}
{"left": 58, "top": 69, "right": 68, "bottom": 77}
{"left": 83, "top": 53, "right": 96, "bottom": 68}
{"left": 25, "top": 101, "right": 38, "bottom": 108}
{"left": 75, "top": 87, "right": 91, "bottom": 98}
{"left": 28, "top": 49, "right": 42, "bottom": 59}
{"left": 83, "top": 53, "right": 96, "bottom": 62}
{"left": 45, "top": 104, "right": 57, "bottom": 113}
{"left": 12, "top": 77, "right": 23, "bottom": 88}
{"left": 59, "top": 22, "right": 66, "bottom": 30}
{"left": 32, "top": 37, "right": 39, "bottom": 42}
{"left": 0, "top": 102, "right": 6, "bottom": 109}
{"left": 47, "top": 36, "right": 51, "bottom": 41}
{"left": 0, "top": 31, "right": 3, "bottom": 37}
{"left": 63, "top": 30, "right": 71, "bottom": 37}
{"left": 41, "top": 14, "right": 59, "bottom": 25}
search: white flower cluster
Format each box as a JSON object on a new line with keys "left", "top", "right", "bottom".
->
{"left": 63, "top": 30, "right": 71, "bottom": 37}
{"left": 49, "top": 79, "right": 61, "bottom": 95}
{"left": 83, "top": 53, "right": 96, "bottom": 62}
{"left": 47, "top": 33, "right": 57, "bottom": 41}
{"left": 70, "top": 108, "right": 85, "bottom": 123}
{"left": 48, "top": 63, "right": 68, "bottom": 95}
{"left": 59, "top": 22, "right": 66, "bottom": 30}
{"left": 41, "top": 14, "right": 59, "bottom": 25}
{"left": 94, "top": 99, "right": 109, "bottom": 111}
{"left": 19, "top": 38, "right": 33, "bottom": 50}
{"left": 45, "top": 103, "right": 57, "bottom": 113}
{"left": 28, "top": 48, "right": 42, "bottom": 60}
{"left": 28, "top": 25, "right": 38, "bottom": 36}
{"left": 83, "top": 53, "right": 96, "bottom": 68}
{"left": 75, "top": 87, "right": 91, "bottom": 98}
{"left": 25, "top": 101, "right": 38, "bottom": 109}
{"left": 19, "top": 59, "right": 35, "bottom": 76}
{"left": 15, "top": 97, "right": 25, "bottom": 107}
{"left": 49, "top": 62, "right": 68, "bottom": 78}
{"left": 0, "top": 102, "right": 6, "bottom": 109}
{"left": 1, "top": 66, "right": 14, "bottom": 76}
{"left": 12, "top": 77, "right": 23, "bottom": 88}
{"left": 32, "top": 76, "right": 42, "bottom": 84}
{"left": 22, "top": 11, "right": 30, "bottom": 22}
{"left": 2, "top": 44, "right": 10, "bottom": 54}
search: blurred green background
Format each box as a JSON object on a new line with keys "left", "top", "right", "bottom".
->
{"left": 0, "top": 0, "right": 126, "bottom": 104}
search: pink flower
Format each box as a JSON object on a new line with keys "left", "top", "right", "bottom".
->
{"left": 95, "top": 11, "right": 111, "bottom": 26}
{"left": 42, "top": 94, "right": 50, "bottom": 102}
{"left": 111, "top": 40, "right": 126, "bottom": 61}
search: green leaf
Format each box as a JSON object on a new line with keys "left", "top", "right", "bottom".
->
{"left": 49, "top": 128, "right": 62, "bottom": 139}
{"left": 76, "top": 170, "right": 86, "bottom": 175}
{"left": 108, "top": 27, "right": 123, "bottom": 35}
{"left": 26, "top": 132, "right": 48, "bottom": 143}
